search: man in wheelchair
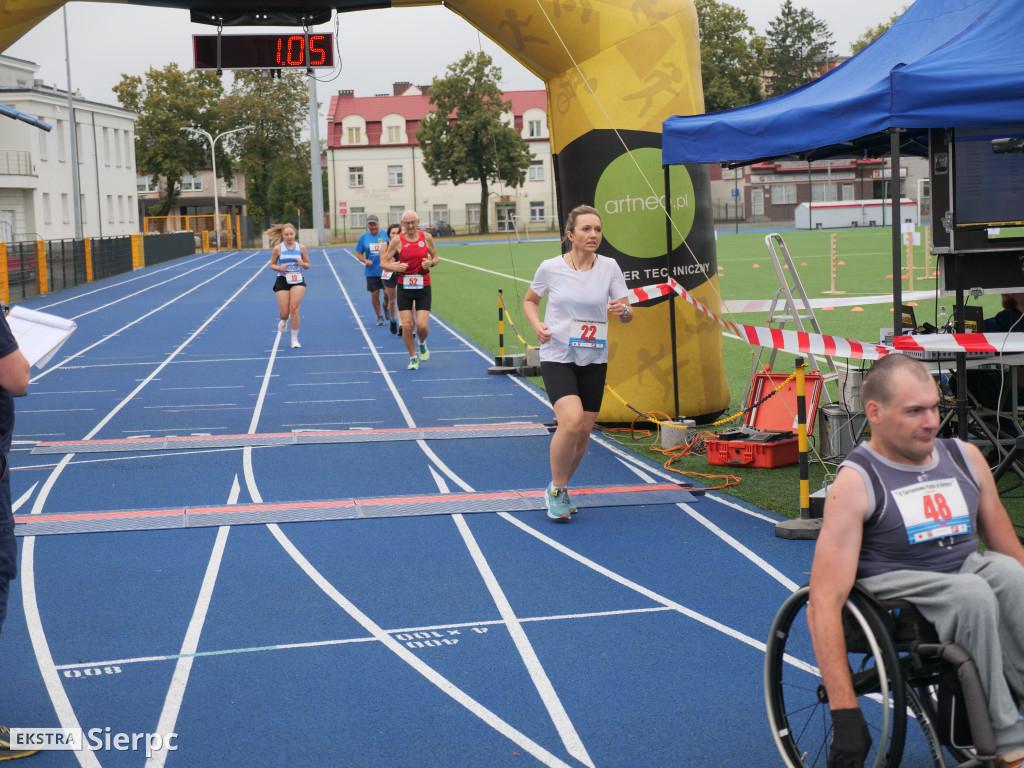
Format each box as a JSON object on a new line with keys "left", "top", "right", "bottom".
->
{"left": 808, "top": 354, "right": 1024, "bottom": 768}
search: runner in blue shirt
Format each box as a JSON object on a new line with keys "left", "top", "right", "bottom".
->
{"left": 355, "top": 215, "right": 387, "bottom": 326}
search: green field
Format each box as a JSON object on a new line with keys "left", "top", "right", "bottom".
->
{"left": 430, "top": 228, "right": 1024, "bottom": 527}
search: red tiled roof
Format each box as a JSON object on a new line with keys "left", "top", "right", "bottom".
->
{"left": 327, "top": 89, "right": 546, "bottom": 124}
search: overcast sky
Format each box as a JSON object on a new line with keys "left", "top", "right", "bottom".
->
{"left": 5, "top": 0, "right": 903, "bottom": 112}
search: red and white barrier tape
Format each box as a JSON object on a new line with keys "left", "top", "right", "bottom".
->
{"left": 628, "top": 279, "right": 1024, "bottom": 360}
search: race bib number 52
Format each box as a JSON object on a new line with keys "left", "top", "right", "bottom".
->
{"left": 403, "top": 274, "right": 424, "bottom": 290}
{"left": 569, "top": 318, "right": 608, "bottom": 349}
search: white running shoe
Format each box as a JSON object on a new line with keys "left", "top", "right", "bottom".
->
{"left": 278, "top": 319, "right": 287, "bottom": 333}
{"left": 291, "top": 339, "right": 301, "bottom": 349}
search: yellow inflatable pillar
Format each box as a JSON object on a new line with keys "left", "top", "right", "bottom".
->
{"left": 0, "top": 244, "right": 9, "bottom": 307}
{"left": 427, "top": 0, "right": 728, "bottom": 421}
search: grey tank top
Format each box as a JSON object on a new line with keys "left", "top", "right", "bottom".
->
{"left": 840, "top": 438, "right": 979, "bottom": 579}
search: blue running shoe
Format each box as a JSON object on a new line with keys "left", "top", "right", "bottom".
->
{"left": 545, "top": 482, "right": 571, "bottom": 522}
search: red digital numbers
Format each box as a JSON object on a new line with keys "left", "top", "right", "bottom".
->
{"left": 275, "top": 35, "right": 329, "bottom": 68}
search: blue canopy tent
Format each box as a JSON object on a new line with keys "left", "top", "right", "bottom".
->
{"left": 661, "top": 0, "right": 1024, "bottom": 444}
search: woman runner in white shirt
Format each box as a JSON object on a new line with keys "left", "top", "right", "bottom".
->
{"left": 523, "top": 205, "right": 633, "bottom": 521}
{"left": 267, "top": 222, "right": 310, "bottom": 348}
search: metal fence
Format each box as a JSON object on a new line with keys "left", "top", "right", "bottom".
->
{"left": 6, "top": 241, "right": 39, "bottom": 302}
{"left": 45, "top": 240, "right": 87, "bottom": 294}
{"left": 143, "top": 232, "right": 195, "bottom": 265}
{"left": 90, "top": 237, "right": 134, "bottom": 281}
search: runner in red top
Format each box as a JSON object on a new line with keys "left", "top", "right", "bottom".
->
{"left": 381, "top": 210, "right": 439, "bottom": 370}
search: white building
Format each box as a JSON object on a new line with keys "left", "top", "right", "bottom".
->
{"left": 326, "top": 83, "right": 557, "bottom": 236}
{"left": 0, "top": 54, "right": 139, "bottom": 242}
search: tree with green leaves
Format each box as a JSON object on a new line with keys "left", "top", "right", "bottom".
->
{"left": 694, "top": 0, "right": 764, "bottom": 112}
{"left": 416, "top": 51, "right": 533, "bottom": 235}
{"left": 850, "top": 7, "right": 908, "bottom": 55}
{"left": 113, "top": 64, "right": 224, "bottom": 216}
{"left": 218, "top": 71, "right": 310, "bottom": 228}
{"left": 761, "top": 0, "right": 835, "bottom": 98}
{"left": 267, "top": 141, "right": 329, "bottom": 228}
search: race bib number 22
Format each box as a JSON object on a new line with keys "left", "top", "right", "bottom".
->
{"left": 569, "top": 318, "right": 608, "bottom": 349}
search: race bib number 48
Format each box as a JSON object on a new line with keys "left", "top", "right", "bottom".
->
{"left": 892, "top": 477, "right": 972, "bottom": 544}
{"left": 569, "top": 318, "right": 608, "bottom": 349}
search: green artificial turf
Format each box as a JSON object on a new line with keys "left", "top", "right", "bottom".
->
{"left": 430, "top": 229, "right": 1024, "bottom": 528}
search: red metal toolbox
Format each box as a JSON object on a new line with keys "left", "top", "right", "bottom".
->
{"left": 707, "top": 370, "right": 824, "bottom": 469}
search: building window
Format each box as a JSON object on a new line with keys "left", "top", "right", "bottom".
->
{"left": 388, "top": 165, "right": 404, "bottom": 186}
{"left": 103, "top": 127, "right": 110, "bottom": 166}
{"left": 389, "top": 206, "right": 404, "bottom": 225}
{"left": 56, "top": 120, "right": 66, "bottom": 162}
{"left": 128, "top": 194, "right": 135, "bottom": 223}
{"left": 466, "top": 204, "right": 480, "bottom": 226}
{"left": 770, "top": 183, "right": 797, "bottom": 205}
{"left": 180, "top": 174, "right": 202, "bottom": 192}
{"left": 61, "top": 193, "right": 70, "bottom": 224}
{"left": 38, "top": 127, "right": 48, "bottom": 161}
{"left": 842, "top": 183, "right": 855, "bottom": 201}
{"left": 432, "top": 205, "right": 449, "bottom": 223}
{"left": 347, "top": 126, "right": 361, "bottom": 144}
{"left": 118, "top": 195, "right": 125, "bottom": 223}
{"left": 530, "top": 201, "right": 545, "bottom": 221}
{"left": 114, "top": 129, "right": 122, "bottom": 167}
{"left": 528, "top": 160, "right": 544, "bottom": 181}
{"left": 80, "top": 193, "right": 87, "bottom": 224}
{"left": 43, "top": 193, "right": 52, "bottom": 224}
{"left": 387, "top": 125, "right": 401, "bottom": 143}
{"left": 810, "top": 183, "right": 827, "bottom": 203}
{"left": 349, "top": 166, "right": 364, "bottom": 187}
{"left": 351, "top": 207, "right": 366, "bottom": 227}
{"left": 528, "top": 120, "right": 543, "bottom": 137}
{"left": 137, "top": 175, "right": 155, "bottom": 193}
{"left": 107, "top": 195, "right": 114, "bottom": 223}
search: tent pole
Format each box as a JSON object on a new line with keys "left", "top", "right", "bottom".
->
{"left": 890, "top": 129, "right": 904, "bottom": 340}
{"left": 664, "top": 163, "right": 681, "bottom": 419}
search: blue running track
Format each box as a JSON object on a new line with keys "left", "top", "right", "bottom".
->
{"left": 0, "top": 245, "right": 939, "bottom": 766}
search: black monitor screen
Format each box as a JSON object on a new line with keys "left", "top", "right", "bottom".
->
{"left": 953, "top": 125, "right": 1024, "bottom": 229}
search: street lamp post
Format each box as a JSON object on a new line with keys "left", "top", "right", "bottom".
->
{"left": 180, "top": 124, "right": 254, "bottom": 246}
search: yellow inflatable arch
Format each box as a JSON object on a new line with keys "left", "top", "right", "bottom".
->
{"left": 2, "top": 0, "right": 728, "bottom": 422}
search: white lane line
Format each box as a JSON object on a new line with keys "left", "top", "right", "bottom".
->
{"left": 20, "top": 259, "right": 267, "bottom": 762}
{"left": 54, "top": 606, "right": 676, "bottom": 670}
{"left": 31, "top": 253, "right": 261, "bottom": 382}
{"left": 323, "top": 252, "right": 473, "bottom": 493}
{"left": 498, "top": 512, "right": 769, "bottom": 655}
{"left": 616, "top": 459, "right": 799, "bottom": 591}
{"left": 20, "top": 538, "right": 101, "bottom": 768}
{"left": 241, "top": 325, "right": 284, "bottom": 504}
{"left": 144, "top": 524, "right": 230, "bottom": 768}
{"left": 453, "top": 514, "right": 595, "bottom": 768}
{"left": 11, "top": 481, "right": 37, "bottom": 512}
{"left": 267, "top": 523, "right": 576, "bottom": 768}
{"left": 34, "top": 251, "right": 232, "bottom": 311}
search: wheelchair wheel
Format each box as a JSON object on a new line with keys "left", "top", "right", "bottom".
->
{"left": 765, "top": 586, "right": 908, "bottom": 768}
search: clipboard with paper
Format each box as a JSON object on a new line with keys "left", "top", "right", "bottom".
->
{"left": 5, "top": 305, "right": 77, "bottom": 368}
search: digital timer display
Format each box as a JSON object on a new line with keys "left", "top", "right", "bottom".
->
{"left": 193, "top": 34, "right": 335, "bottom": 70}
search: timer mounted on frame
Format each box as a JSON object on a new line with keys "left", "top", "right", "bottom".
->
{"left": 193, "top": 32, "right": 335, "bottom": 75}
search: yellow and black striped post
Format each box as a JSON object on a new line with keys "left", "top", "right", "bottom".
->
{"left": 497, "top": 289, "right": 505, "bottom": 359}
{"left": 796, "top": 357, "right": 810, "bottom": 518}
{"left": 775, "top": 356, "right": 822, "bottom": 539}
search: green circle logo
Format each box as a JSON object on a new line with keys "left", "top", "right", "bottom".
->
{"left": 594, "top": 147, "right": 696, "bottom": 259}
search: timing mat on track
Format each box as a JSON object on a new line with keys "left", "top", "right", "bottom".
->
{"left": 30, "top": 423, "right": 554, "bottom": 454}
{"left": 14, "top": 483, "right": 699, "bottom": 536}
